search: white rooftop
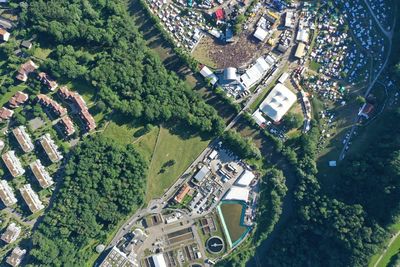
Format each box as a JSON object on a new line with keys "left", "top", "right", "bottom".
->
{"left": 235, "top": 170, "right": 255, "bottom": 187}
{"left": 223, "top": 186, "right": 250, "bottom": 202}
{"left": 240, "top": 57, "right": 271, "bottom": 89}
{"left": 200, "top": 66, "right": 218, "bottom": 85}
{"left": 152, "top": 254, "right": 167, "bottom": 267}
{"left": 260, "top": 83, "right": 297, "bottom": 122}
{"left": 254, "top": 27, "right": 268, "bottom": 41}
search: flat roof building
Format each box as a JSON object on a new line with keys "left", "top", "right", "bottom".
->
{"left": 193, "top": 165, "right": 210, "bottom": 183}
{"left": 235, "top": 170, "right": 255, "bottom": 187}
{"left": 223, "top": 186, "right": 249, "bottom": 202}
{"left": 151, "top": 254, "right": 167, "bottom": 267}
{"left": 19, "top": 184, "right": 44, "bottom": 213}
{"left": 295, "top": 43, "right": 306, "bottom": 59}
{"left": 2, "top": 151, "right": 25, "bottom": 178}
{"left": 99, "top": 246, "right": 138, "bottom": 267}
{"left": 6, "top": 247, "right": 26, "bottom": 267}
{"left": 1, "top": 223, "right": 21, "bottom": 244}
{"left": 0, "top": 180, "right": 17, "bottom": 206}
{"left": 40, "top": 134, "right": 63, "bottom": 163}
{"left": 12, "top": 126, "right": 34, "bottom": 153}
{"left": 260, "top": 84, "right": 297, "bottom": 122}
{"left": 254, "top": 27, "right": 268, "bottom": 42}
{"left": 30, "top": 160, "right": 54, "bottom": 189}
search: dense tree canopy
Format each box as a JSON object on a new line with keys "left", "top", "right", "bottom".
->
{"left": 28, "top": 136, "right": 147, "bottom": 266}
{"left": 20, "top": 0, "right": 224, "bottom": 136}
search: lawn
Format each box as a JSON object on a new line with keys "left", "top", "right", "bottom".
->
{"left": 145, "top": 126, "right": 209, "bottom": 202}
{"left": 102, "top": 121, "right": 142, "bottom": 146}
{"left": 219, "top": 202, "right": 248, "bottom": 244}
{"left": 33, "top": 47, "right": 53, "bottom": 61}
{"left": 369, "top": 222, "right": 400, "bottom": 267}
{"left": 0, "top": 84, "right": 27, "bottom": 107}
{"left": 309, "top": 61, "right": 322, "bottom": 72}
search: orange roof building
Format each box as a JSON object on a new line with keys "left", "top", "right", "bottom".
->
{"left": 174, "top": 184, "right": 192, "bottom": 204}
{"left": 37, "top": 94, "right": 67, "bottom": 117}
{"left": 0, "top": 107, "right": 13, "bottom": 121}
{"left": 9, "top": 91, "right": 28, "bottom": 109}
{"left": 38, "top": 72, "right": 58, "bottom": 91}
{"left": 59, "top": 116, "right": 75, "bottom": 136}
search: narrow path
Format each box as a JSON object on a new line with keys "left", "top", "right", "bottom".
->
{"left": 374, "top": 231, "right": 400, "bottom": 267}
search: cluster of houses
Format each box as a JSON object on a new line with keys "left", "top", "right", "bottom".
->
{"left": 147, "top": 0, "right": 205, "bottom": 51}
{"left": 0, "top": 91, "right": 29, "bottom": 122}
{"left": 0, "top": 222, "right": 26, "bottom": 266}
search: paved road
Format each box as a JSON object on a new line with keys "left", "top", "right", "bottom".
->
{"left": 362, "top": 0, "right": 393, "bottom": 38}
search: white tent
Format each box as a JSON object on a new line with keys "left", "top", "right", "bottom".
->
{"left": 260, "top": 84, "right": 297, "bottom": 122}
{"left": 240, "top": 57, "right": 271, "bottom": 89}
{"left": 200, "top": 66, "right": 218, "bottom": 85}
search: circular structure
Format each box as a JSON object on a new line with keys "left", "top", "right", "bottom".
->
{"left": 206, "top": 236, "right": 224, "bottom": 254}
{"left": 96, "top": 244, "right": 105, "bottom": 253}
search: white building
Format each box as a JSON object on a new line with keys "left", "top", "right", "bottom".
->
{"left": 0, "top": 180, "right": 17, "bottom": 206}
{"left": 12, "top": 126, "right": 34, "bottom": 153}
{"left": 260, "top": 83, "right": 297, "bottom": 122}
{"left": 151, "top": 254, "right": 167, "bottom": 267}
{"left": 254, "top": 27, "right": 268, "bottom": 41}
{"left": 19, "top": 184, "right": 44, "bottom": 213}
{"left": 30, "top": 160, "right": 54, "bottom": 189}
{"left": 296, "top": 28, "right": 310, "bottom": 43}
{"left": 1, "top": 223, "right": 21, "bottom": 244}
{"left": 240, "top": 56, "right": 271, "bottom": 89}
{"left": 235, "top": 170, "right": 255, "bottom": 187}
{"left": 2, "top": 151, "right": 25, "bottom": 177}
{"left": 223, "top": 186, "right": 250, "bottom": 202}
{"left": 200, "top": 66, "right": 218, "bottom": 85}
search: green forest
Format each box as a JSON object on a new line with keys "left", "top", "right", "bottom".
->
{"left": 28, "top": 136, "right": 147, "bottom": 266}
{"left": 19, "top": 0, "right": 224, "bottom": 136}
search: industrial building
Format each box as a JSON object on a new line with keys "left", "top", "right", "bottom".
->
{"left": 223, "top": 186, "right": 250, "bottom": 202}
{"left": 0, "top": 180, "right": 17, "bottom": 206}
{"left": 99, "top": 246, "right": 138, "bottom": 267}
{"left": 19, "top": 184, "right": 44, "bottom": 213}
{"left": 12, "top": 126, "right": 34, "bottom": 153}
{"left": 260, "top": 83, "right": 297, "bottom": 122}
{"left": 235, "top": 170, "right": 255, "bottom": 187}
{"left": 2, "top": 151, "right": 25, "bottom": 178}
{"left": 193, "top": 165, "right": 210, "bottom": 184}
{"left": 29, "top": 159, "right": 54, "bottom": 189}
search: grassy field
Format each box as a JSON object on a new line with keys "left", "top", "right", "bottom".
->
{"left": 309, "top": 61, "right": 321, "bottom": 72}
{"left": 145, "top": 126, "right": 209, "bottom": 201}
{"left": 220, "top": 202, "right": 248, "bottom": 243}
{"left": 369, "top": 222, "right": 400, "bottom": 267}
{"left": 0, "top": 84, "right": 27, "bottom": 106}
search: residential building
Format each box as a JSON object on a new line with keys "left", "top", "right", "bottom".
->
{"left": 260, "top": 83, "right": 297, "bottom": 122}
{"left": 58, "top": 86, "right": 96, "bottom": 132}
{"left": 21, "top": 40, "right": 32, "bottom": 50}
{"left": 19, "top": 184, "right": 44, "bottom": 213}
{"left": 37, "top": 94, "right": 67, "bottom": 117}
{"left": 6, "top": 247, "right": 26, "bottom": 267}
{"left": 38, "top": 72, "right": 58, "bottom": 91}
{"left": 0, "top": 107, "right": 13, "bottom": 121}
{"left": 59, "top": 116, "right": 75, "bottom": 136}
{"left": 2, "top": 151, "right": 25, "bottom": 177}
{"left": 39, "top": 133, "right": 63, "bottom": 163}
{"left": 8, "top": 91, "right": 28, "bottom": 108}
{"left": 16, "top": 60, "right": 38, "bottom": 82}
{"left": 12, "top": 126, "right": 34, "bottom": 153}
{"left": 0, "top": 28, "right": 10, "bottom": 42}
{"left": 1, "top": 223, "right": 21, "bottom": 244}
{"left": 99, "top": 246, "right": 138, "bottom": 267}
{"left": 0, "top": 180, "right": 17, "bottom": 206}
{"left": 174, "top": 184, "right": 191, "bottom": 204}
{"left": 29, "top": 159, "right": 54, "bottom": 189}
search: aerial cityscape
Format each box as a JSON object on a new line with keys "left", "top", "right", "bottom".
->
{"left": 0, "top": 0, "right": 397, "bottom": 266}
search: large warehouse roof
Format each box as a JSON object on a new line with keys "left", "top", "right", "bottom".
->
{"left": 152, "top": 254, "right": 167, "bottom": 267}
{"left": 254, "top": 27, "right": 268, "bottom": 41}
{"left": 223, "top": 187, "right": 249, "bottom": 202}
{"left": 235, "top": 170, "right": 255, "bottom": 187}
{"left": 260, "top": 83, "right": 297, "bottom": 122}
{"left": 240, "top": 57, "right": 271, "bottom": 89}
